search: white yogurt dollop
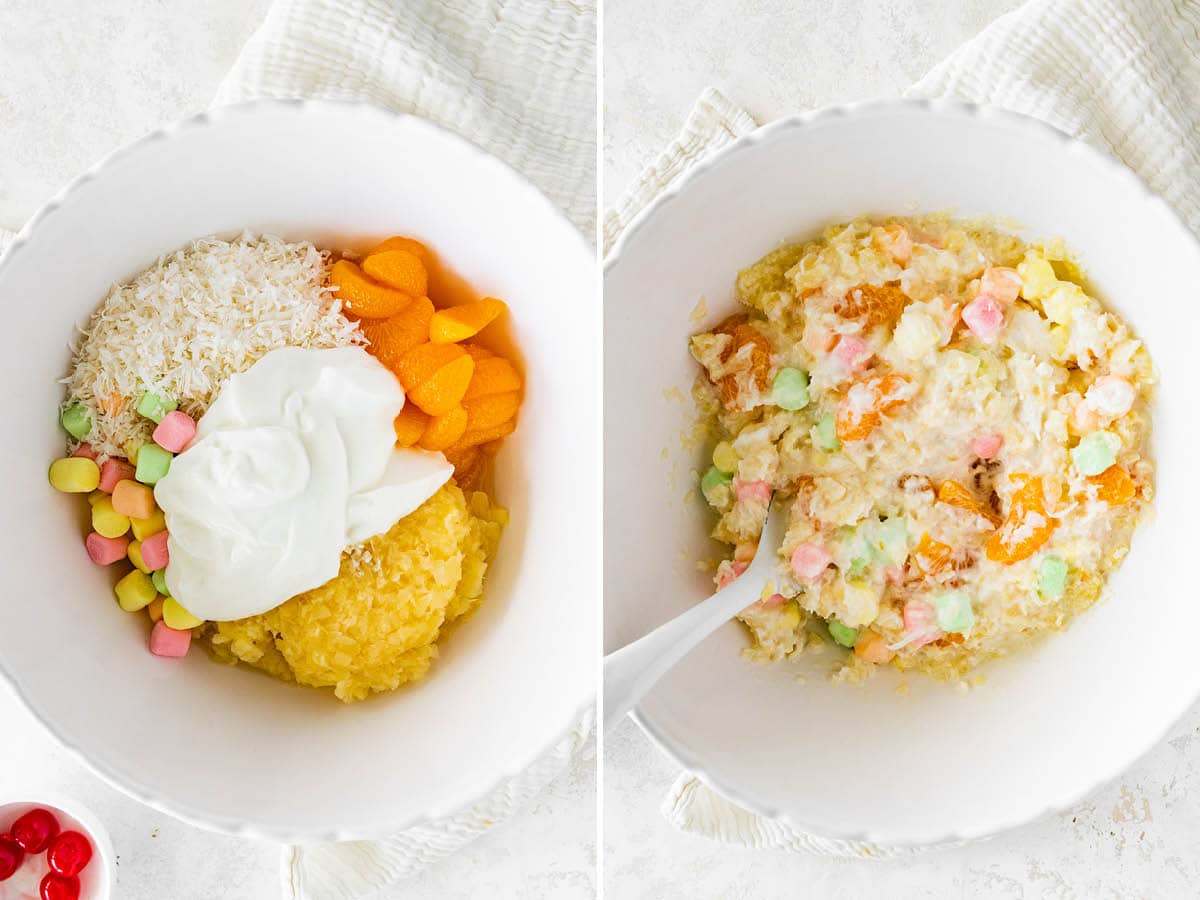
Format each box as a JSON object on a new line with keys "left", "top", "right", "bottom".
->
{"left": 155, "top": 346, "right": 452, "bottom": 621}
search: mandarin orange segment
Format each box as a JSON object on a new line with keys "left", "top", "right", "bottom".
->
{"left": 838, "top": 282, "right": 910, "bottom": 329}
{"left": 1088, "top": 465, "right": 1137, "bottom": 505}
{"left": 835, "top": 374, "right": 912, "bottom": 441}
{"left": 836, "top": 407, "right": 880, "bottom": 442}
{"left": 718, "top": 324, "right": 772, "bottom": 410}
{"left": 463, "top": 342, "right": 495, "bottom": 362}
{"left": 367, "top": 236, "right": 429, "bottom": 261}
{"left": 329, "top": 259, "right": 413, "bottom": 319}
{"left": 463, "top": 390, "right": 521, "bottom": 432}
{"left": 937, "top": 479, "right": 1001, "bottom": 527}
{"left": 449, "top": 446, "right": 487, "bottom": 491}
{"left": 446, "top": 417, "right": 517, "bottom": 453}
{"left": 417, "top": 406, "right": 469, "bottom": 451}
{"left": 463, "top": 356, "right": 522, "bottom": 401}
{"left": 986, "top": 474, "right": 1058, "bottom": 564}
{"left": 395, "top": 343, "right": 475, "bottom": 416}
{"left": 360, "top": 296, "right": 435, "bottom": 373}
{"left": 362, "top": 248, "right": 428, "bottom": 298}
{"left": 429, "top": 297, "right": 507, "bottom": 344}
{"left": 393, "top": 403, "right": 430, "bottom": 447}
{"left": 911, "top": 534, "right": 954, "bottom": 576}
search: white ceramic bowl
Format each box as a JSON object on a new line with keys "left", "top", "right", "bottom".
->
{"left": 0, "top": 100, "right": 596, "bottom": 841}
{"left": 604, "top": 98, "right": 1200, "bottom": 846}
{"left": 0, "top": 795, "right": 113, "bottom": 899}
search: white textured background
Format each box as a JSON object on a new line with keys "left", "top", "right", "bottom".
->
{"left": 603, "top": 0, "right": 1200, "bottom": 898}
{"left": 0, "top": 2, "right": 596, "bottom": 898}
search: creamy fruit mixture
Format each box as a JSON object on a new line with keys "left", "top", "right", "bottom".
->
{"left": 689, "top": 215, "right": 1154, "bottom": 681}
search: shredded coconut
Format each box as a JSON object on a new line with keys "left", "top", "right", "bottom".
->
{"left": 64, "top": 233, "right": 364, "bottom": 457}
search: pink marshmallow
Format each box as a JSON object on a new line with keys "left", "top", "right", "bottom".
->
{"left": 733, "top": 479, "right": 772, "bottom": 502}
{"left": 715, "top": 559, "right": 748, "bottom": 591}
{"left": 970, "top": 432, "right": 1004, "bottom": 459}
{"left": 961, "top": 295, "right": 1005, "bottom": 344}
{"left": 979, "top": 267, "right": 1022, "bottom": 304}
{"left": 85, "top": 532, "right": 129, "bottom": 566}
{"left": 790, "top": 543, "right": 832, "bottom": 580}
{"left": 832, "top": 335, "right": 872, "bottom": 373}
{"left": 1085, "top": 375, "right": 1135, "bottom": 418}
{"left": 97, "top": 457, "right": 136, "bottom": 493}
{"left": 71, "top": 443, "right": 97, "bottom": 459}
{"left": 140, "top": 530, "right": 170, "bottom": 570}
{"left": 759, "top": 593, "right": 785, "bottom": 608}
{"left": 153, "top": 410, "right": 197, "bottom": 453}
{"left": 149, "top": 621, "right": 191, "bottom": 658}
{"left": 903, "top": 600, "right": 942, "bottom": 646}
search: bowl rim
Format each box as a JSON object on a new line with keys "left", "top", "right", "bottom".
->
{"left": 604, "top": 95, "right": 1200, "bottom": 847}
{"left": 0, "top": 97, "right": 595, "bottom": 843}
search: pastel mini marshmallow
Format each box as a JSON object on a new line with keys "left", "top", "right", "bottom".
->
{"left": 733, "top": 479, "right": 771, "bottom": 502}
{"left": 140, "top": 530, "right": 170, "bottom": 571}
{"left": 71, "top": 443, "right": 97, "bottom": 460}
{"left": 153, "top": 410, "right": 197, "bottom": 453}
{"left": 715, "top": 560, "right": 748, "bottom": 591}
{"left": 85, "top": 533, "right": 129, "bottom": 566}
{"left": 970, "top": 433, "right": 1004, "bottom": 459}
{"left": 97, "top": 458, "right": 136, "bottom": 493}
{"left": 111, "top": 480, "right": 156, "bottom": 519}
{"left": 149, "top": 621, "right": 191, "bottom": 658}
{"left": 902, "top": 600, "right": 942, "bottom": 646}
{"left": 961, "top": 295, "right": 1005, "bottom": 344}
{"left": 790, "top": 543, "right": 832, "bottom": 580}
{"left": 1085, "top": 375, "right": 1135, "bottom": 418}
{"left": 979, "top": 267, "right": 1022, "bottom": 304}
{"left": 832, "top": 335, "right": 872, "bottom": 373}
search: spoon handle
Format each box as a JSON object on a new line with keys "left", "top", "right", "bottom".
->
{"left": 602, "top": 575, "right": 761, "bottom": 733}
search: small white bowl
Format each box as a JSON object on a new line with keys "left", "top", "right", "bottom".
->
{"left": 0, "top": 795, "right": 113, "bottom": 899}
{"left": 604, "top": 98, "right": 1200, "bottom": 845}
{"left": 0, "top": 100, "right": 596, "bottom": 841}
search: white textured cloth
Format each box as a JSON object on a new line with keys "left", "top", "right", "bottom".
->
{"left": 216, "top": 0, "right": 596, "bottom": 235}
{"left": 606, "top": 0, "right": 1200, "bottom": 858}
{"left": 283, "top": 710, "right": 595, "bottom": 898}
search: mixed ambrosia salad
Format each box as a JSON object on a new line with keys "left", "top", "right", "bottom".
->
{"left": 690, "top": 215, "right": 1153, "bottom": 682}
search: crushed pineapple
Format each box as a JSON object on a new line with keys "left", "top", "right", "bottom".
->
{"left": 201, "top": 482, "right": 505, "bottom": 702}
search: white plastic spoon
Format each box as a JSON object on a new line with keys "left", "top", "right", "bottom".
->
{"left": 603, "top": 496, "right": 789, "bottom": 732}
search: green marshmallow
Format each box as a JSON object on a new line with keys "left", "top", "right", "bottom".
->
{"left": 828, "top": 618, "right": 859, "bottom": 648}
{"left": 136, "top": 390, "right": 177, "bottom": 424}
{"left": 1071, "top": 430, "right": 1118, "bottom": 476}
{"left": 136, "top": 443, "right": 172, "bottom": 485}
{"left": 934, "top": 589, "right": 976, "bottom": 634}
{"left": 1038, "top": 555, "right": 1069, "bottom": 600}
{"left": 872, "top": 516, "right": 909, "bottom": 566}
{"left": 846, "top": 555, "right": 870, "bottom": 578}
{"left": 700, "top": 465, "right": 732, "bottom": 505}
{"left": 152, "top": 568, "right": 171, "bottom": 597}
{"left": 814, "top": 413, "right": 841, "bottom": 451}
{"left": 60, "top": 402, "right": 92, "bottom": 440}
{"left": 771, "top": 367, "right": 810, "bottom": 411}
